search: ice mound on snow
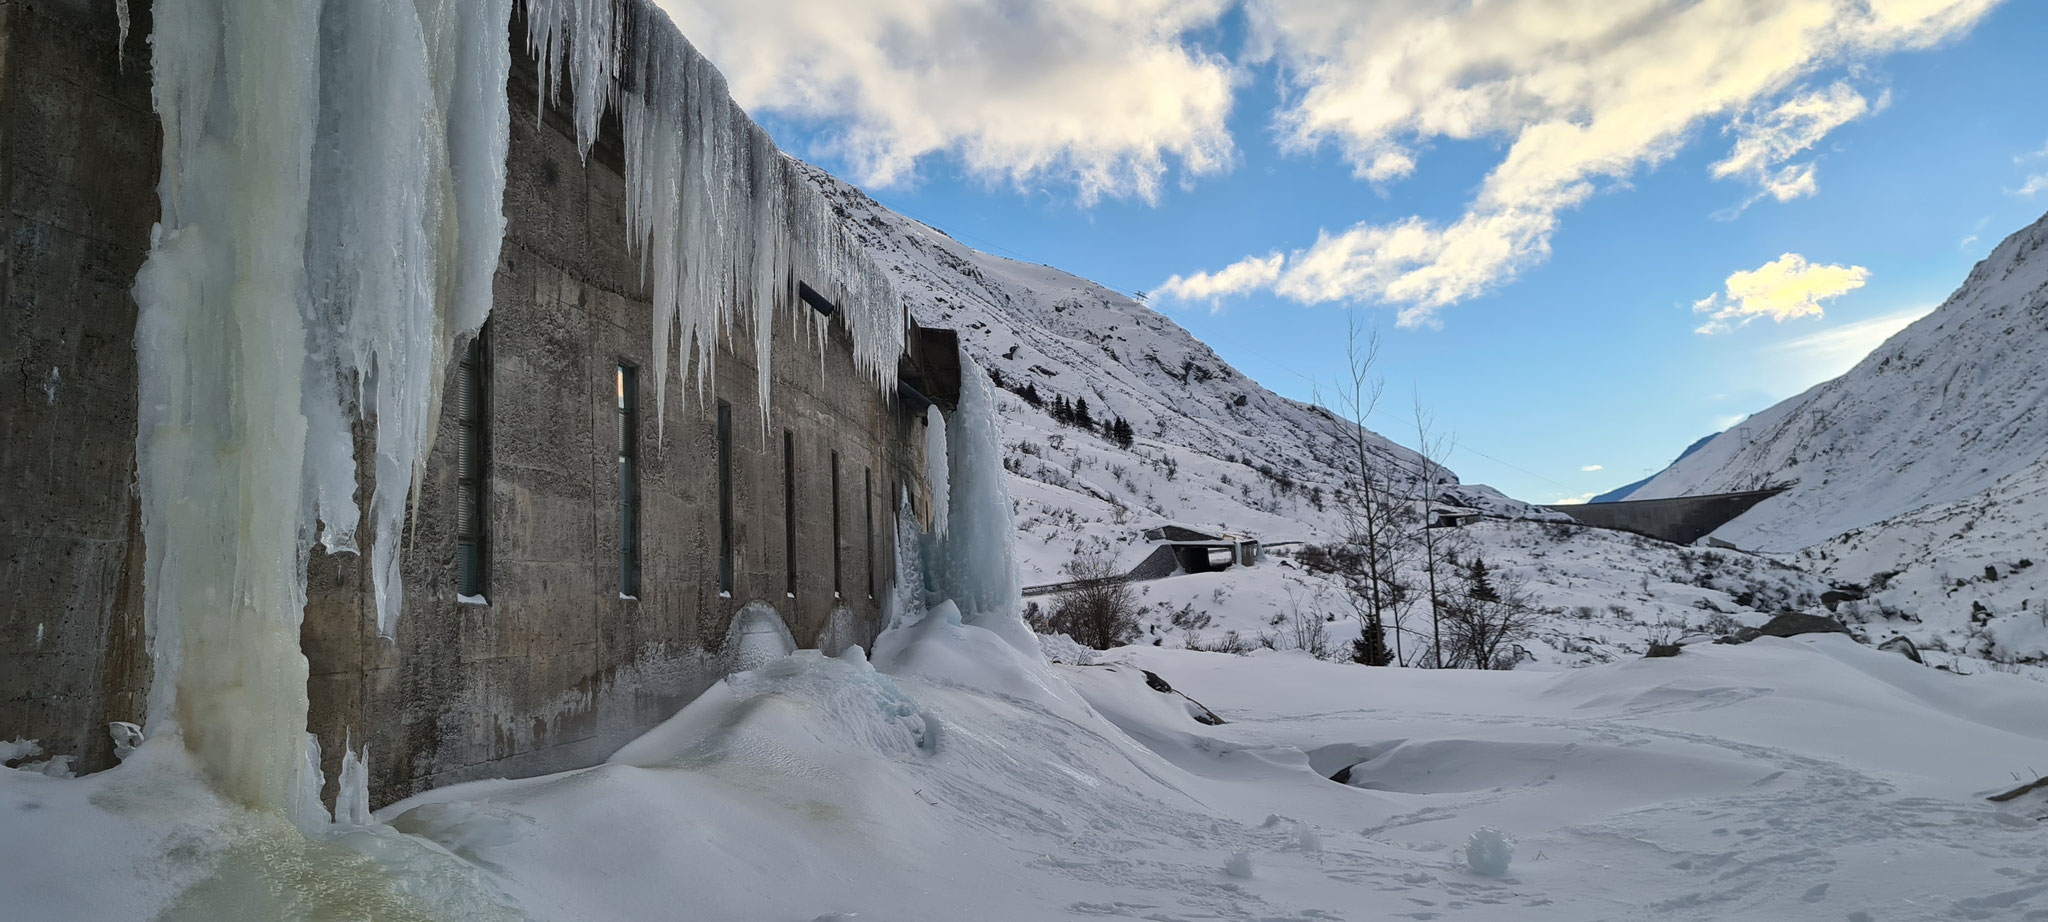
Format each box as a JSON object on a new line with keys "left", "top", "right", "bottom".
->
{"left": 1465, "top": 826, "right": 1514, "bottom": 877}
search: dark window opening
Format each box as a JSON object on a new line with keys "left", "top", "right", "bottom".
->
{"left": 617, "top": 363, "right": 640, "bottom": 598}
{"left": 830, "top": 450, "right": 842, "bottom": 597}
{"left": 717, "top": 400, "right": 734, "bottom": 596}
{"left": 783, "top": 430, "right": 797, "bottom": 597}
{"left": 456, "top": 331, "right": 488, "bottom": 597}
{"left": 797, "top": 281, "right": 837, "bottom": 318}
{"left": 865, "top": 467, "right": 875, "bottom": 599}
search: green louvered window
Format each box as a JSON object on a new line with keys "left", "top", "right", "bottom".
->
{"left": 617, "top": 363, "right": 640, "bottom": 598}
{"left": 717, "top": 400, "right": 733, "bottom": 595}
{"left": 456, "top": 332, "right": 488, "bottom": 597}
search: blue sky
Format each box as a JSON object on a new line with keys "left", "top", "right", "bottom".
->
{"left": 663, "top": 0, "right": 2048, "bottom": 503}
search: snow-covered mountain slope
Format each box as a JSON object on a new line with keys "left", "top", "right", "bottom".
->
{"left": 1800, "top": 452, "right": 2048, "bottom": 667}
{"left": 799, "top": 163, "right": 1534, "bottom": 586}
{"left": 1589, "top": 432, "right": 1717, "bottom": 503}
{"left": 800, "top": 163, "right": 1844, "bottom": 667}
{"left": 1629, "top": 210, "right": 2048, "bottom": 553}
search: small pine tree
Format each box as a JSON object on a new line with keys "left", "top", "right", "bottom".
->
{"left": 1466, "top": 557, "right": 1499, "bottom": 603}
{"left": 1074, "top": 397, "right": 1093, "bottom": 429}
{"left": 1022, "top": 382, "right": 1043, "bottom": 407}
{"left": 1352, "top": 619, "right": 1393, "bottom": 666}
{"left": 988, "top": 366, "right": 1005, "bottom": 388}
{"left": 1052, "top": 394, "right": 1071, "bottom": 424}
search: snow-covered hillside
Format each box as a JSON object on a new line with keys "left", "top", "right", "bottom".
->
{"left": 1620, "top": 210, "right": 2048, "bottom": 667}
{"left": 1631, "top": 210, "right": 2048, "bottom": 552}
{"left": 786, "top": 164, "right": 1870, "bottom": 667}
{"left": 799, "top": 163, "right": 1528, "bottom": 581}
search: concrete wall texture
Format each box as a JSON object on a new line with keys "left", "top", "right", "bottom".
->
{"left": 1, "top": 0, "right": 933, "bottom": 807}
{"left": 1545, "top": 490, "right": 1786, "bottom": 547}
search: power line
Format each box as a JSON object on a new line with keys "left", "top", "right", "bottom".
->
{"left": 1450, "top": 444, "right": 1578, "bottom": 493}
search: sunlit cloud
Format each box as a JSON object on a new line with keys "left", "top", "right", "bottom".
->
{"left": 1550, "top": 492, "right": 1598, "bottom": 505}
{"left": 2010, "top": 174, "right": 2048, "bottom": 198}
{"left": 1693, "top": 253, "right": 1870, "bottom": 334}
{"left": 654, "top": 0, "right": 1239, "bottom": 204}
{"left": 1161, "top": 0, "right": 1995, "bottom": 324}
{"left": 1158, "top": 252, "right": 1284, "bottom": 308}
{"left": 1581, "top": 464, "right": 1604, "bottom": 472}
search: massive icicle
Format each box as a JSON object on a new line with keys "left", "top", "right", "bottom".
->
{"left": 135, "top": 0, "right": 511, "bottom": 814}
{"left": 136, "top": 0, "right": 327, "bottom": 820}
{"left": 924, "top": 404, "right": 951, "bottom": 537}
{"left": 933, "top": 353, "right": 1036, "bottom": 656}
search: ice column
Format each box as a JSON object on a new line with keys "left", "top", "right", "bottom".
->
{"left": 924, "top": 404, "right": 951, "bottom": 537}
{"left": 133, "top": 0, "right": 326, "bottom": 818}
{"left": 135, "top": 0, "right": 511, "bottom": 816}
{"left": 934, "top": 353, "right": 1035, "bottom": 655}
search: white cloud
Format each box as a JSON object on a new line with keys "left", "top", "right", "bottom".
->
{"left": 1158, "top": 253, "right": 1284, "bottom": 307}
{"left": 2011, "top": 174, "right": 2048, "bottom": 198}
{"left": 1551, "top": 492, "right": 1598, "bottom": 506}
{"left": 654, "top": 0, "right": 1239, "bottom": 203}
{"left": 1711, "top": 82, "right": 1878, "bottom": 207}
{"left": 1164, "top": 0, "right": 1995, "bottom": 322}
{"left": 1758, "top": 303, "right": 1935, "bottom": 390}
{"left": 1581, "top": 464, "right": 1604, "bottom": 472}
{"left": 1693, "top": 253, "right": 1870, "bottom": 334}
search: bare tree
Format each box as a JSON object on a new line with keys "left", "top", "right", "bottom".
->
{"left": 1285, "top": 584, "right": 1336, "bottom": 660}
{"left": 1043, "top": 549, "right": 1141, "bottom": 650}
{"left": 1316, "top": 314, "right": 1407, "bottom": 667}
{"left": 1441, "top": 556, "right": 1538, "bottom": 669}
{"left": 1410, "top": 393, "right": 1461, "bottom": 669}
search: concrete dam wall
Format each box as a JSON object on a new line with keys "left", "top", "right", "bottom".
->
{"left": 1545, "top": 489, "right": 1786, "bottom": 546}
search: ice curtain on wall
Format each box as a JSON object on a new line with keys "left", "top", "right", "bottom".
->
{"left": 132, "top": 0, "right": 914, "bottom": 818}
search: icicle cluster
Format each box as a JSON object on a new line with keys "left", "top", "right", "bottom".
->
{"left": 132, "top": 0, "right": 916, "bottom": 815}
{"left": 135, "top": 0, "right": 512, "bottom": 816}
{"left": 522, "top": 0, "right": 907, "bottom": 431}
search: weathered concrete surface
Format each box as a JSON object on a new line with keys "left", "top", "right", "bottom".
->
{"left": 3, "top": 4, "right": 930, "bottom": 807}
{"left": 297, "top": 46, "right": 919, "bottom": 807}
{"left": 1545, "top": 489, "right": 1786, "bottom": 547}
{"left": 0, "top": 0, "right": 156, "bottom": 773}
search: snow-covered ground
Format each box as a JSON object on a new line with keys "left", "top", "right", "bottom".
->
{"left": 13, "top": 628, "right": 2048, "bottom": 920}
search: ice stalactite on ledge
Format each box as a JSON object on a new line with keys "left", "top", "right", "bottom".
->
{"left": 521, "top": 0, "right": 909, "bottom": 435}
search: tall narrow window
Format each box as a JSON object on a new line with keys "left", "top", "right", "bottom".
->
{"left": 617, "top": 363, "right": 640, "bottom": 598}
{"left": 456, "top": 332, "right": 488, "bottom": 597}
{"left": 830, "top": 450, "right": 842, "bottom": 597}
{"left": 783, "top": 430, "right": 797, "bottom": 597}
{"left": 716, "top": 400, "right": 733, "bottom": 596}
{"left": 864, "top": 467, "right": 875, "bottom": 599}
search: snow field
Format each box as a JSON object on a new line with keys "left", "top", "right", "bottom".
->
{"left": 12, "top": 621, "right": 2048, "bottom": 919}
